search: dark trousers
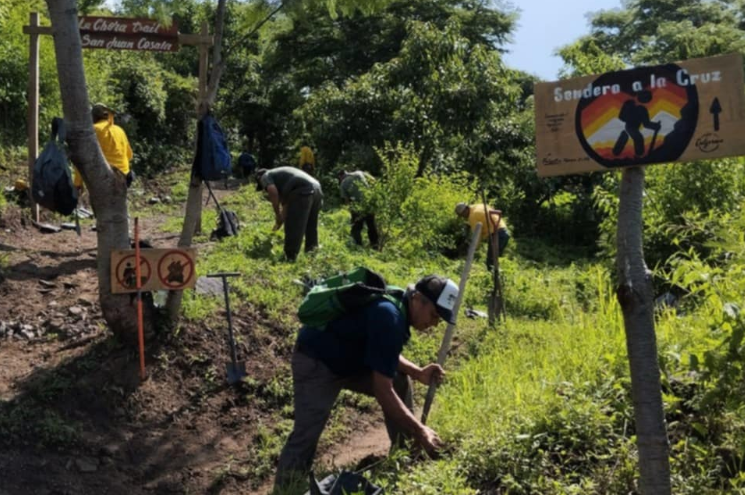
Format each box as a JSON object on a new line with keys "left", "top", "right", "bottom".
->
{"left": 284, "top": 189, "right": 323, "bottom": 261}
{"left": 486, "top": 228, "right": 510, "bottom": 271}
{"left": 274, "top": 349, "right": 413, "bottom": 491}
{"left": 351, "top": 211, "right": 379, "bottom": 249}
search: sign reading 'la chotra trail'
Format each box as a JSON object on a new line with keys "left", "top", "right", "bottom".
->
{"left": 77, "top": 16, "right": 179, "bottom": 53}
{"left": 534, "top": 53, "right": 745, "bottom": 177}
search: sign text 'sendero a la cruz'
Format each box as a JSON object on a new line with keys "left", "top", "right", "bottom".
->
{"left": 534, "top": 53, "right": 745, "bottom": 177}
{"left": 77, "top": 16, "right": 179, "bottom": 53}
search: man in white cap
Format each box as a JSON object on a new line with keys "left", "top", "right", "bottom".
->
{"left": 274, "top": 274, "right": 459, "bottom": 492}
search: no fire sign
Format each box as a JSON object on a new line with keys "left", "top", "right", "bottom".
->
{"left": 111, "top": 248, "right": 197, "bottom": 293}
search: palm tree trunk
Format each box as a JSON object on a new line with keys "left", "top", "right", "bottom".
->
{"left": 616, "top": 166, "right": 671, "bottom": 494}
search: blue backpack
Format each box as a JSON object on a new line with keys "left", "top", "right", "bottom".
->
{"left": 192, "top": 114, "right": 231, "bottom": 181}
{"left": 32, "top": 117, "right": 78, "bottom": 215}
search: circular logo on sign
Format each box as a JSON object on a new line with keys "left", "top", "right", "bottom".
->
{"left": 116, "top": 255, "right": 152, "bottom": 290}
{"left": 575, "top": 64, "right": 699, "bottom": 167}
{"left": 157, "top": 250, "right": 195, "bottom": 289}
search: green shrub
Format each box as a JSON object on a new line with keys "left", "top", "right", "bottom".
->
{"left": 364, "top": 143, "right": 472, "bottom": 258}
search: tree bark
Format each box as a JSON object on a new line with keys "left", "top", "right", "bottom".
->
{"left": 45, "top": 0, "right": 144, "bottom": 343}
{"left": 616, "top": 167, "right": 671, "bottom": 494}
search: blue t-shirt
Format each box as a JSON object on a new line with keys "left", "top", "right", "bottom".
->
{"left": 296, "top": 298, "right": 410, "bottom": 378}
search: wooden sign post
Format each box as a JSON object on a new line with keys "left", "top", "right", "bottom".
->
{"left": 533, "top": 53, "right": 745, "bottom": 493}
{"left": 23, "top": 14, "right": 213, "bottom": 221}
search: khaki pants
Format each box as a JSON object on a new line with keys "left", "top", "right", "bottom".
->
{"left": 274, "top": 348, "right": 413, "bottom": 490}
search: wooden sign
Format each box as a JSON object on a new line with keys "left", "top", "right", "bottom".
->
{"left": 111, "top": 248, "right": 197, "bottom": 294}
{"left": 78, "top": 17, "right": 179, "bottom": 36}
{"left": 535, "top": 53, "right": 745, "bottom": 177}
{"left": 78, "top": 16, "right": 179, "bottom": 52}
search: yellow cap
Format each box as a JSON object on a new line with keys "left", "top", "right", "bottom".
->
{"left": 14, "top": 178, "right": 28, "bottom": 191}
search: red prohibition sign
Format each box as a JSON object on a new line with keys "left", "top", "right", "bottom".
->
{"left": 157, "top": 249, "right": 195, "bottom": 289}
{"left": 115, "top": 255, "right": 152, "bottom": 290}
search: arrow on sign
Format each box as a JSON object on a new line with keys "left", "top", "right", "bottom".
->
{"left": 710, "top": 97, "right": 722, "bottom": 131}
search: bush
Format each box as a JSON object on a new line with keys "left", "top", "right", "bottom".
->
{"left": 364, "top": 143, "right": 471, "bottom": 258}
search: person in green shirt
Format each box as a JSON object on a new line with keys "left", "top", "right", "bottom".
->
{"left": 256, "top": 167, "right": 323, "bottom": 261}
{"left": 338, "top": 170, "right": 379, "bottom": 249}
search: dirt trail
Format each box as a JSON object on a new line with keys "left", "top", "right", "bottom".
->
{"left": 0, "top": 181, "right": 397, "bottom": 495}
{"left": 252, "top": 422, "right": 390, "bottom": 495}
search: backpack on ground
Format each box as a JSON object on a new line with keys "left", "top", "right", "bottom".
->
{"left": 32, "top": 117, "right": 78, "bottom": 215}
{"left": 192, "top": 114, "right": 231, "bottom": 181}
{"left": 297, "top": 267, "right": 405, "bottom": 329}
{"left": 307, "top": 471, "right": 384, "bottom": 495}
{"left": 205, "top": 181, "right": 239, "bottom": 240}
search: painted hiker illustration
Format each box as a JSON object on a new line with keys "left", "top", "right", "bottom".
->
{"left": 612, "top": 90, "right": 662, "bottom": 157}
{"left": 123, "top": 262, "right": 137, "bottom": 289}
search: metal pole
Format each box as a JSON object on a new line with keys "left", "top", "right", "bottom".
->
{"left": 421, "top": 222, "right": 482, "bottom": 424}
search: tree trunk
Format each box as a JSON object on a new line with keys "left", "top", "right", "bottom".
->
{"left": 616, "top": 167, "right": 671, "bottom": 494}
{"left": 166, "top": 0, "right": 228, "bottom": 324}
{"left": 45, "top": 0, "right": 144, "bottom": 343}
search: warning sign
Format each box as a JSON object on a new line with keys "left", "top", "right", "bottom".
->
{"left": 157, "top": 250, "right": 196, "bottom": 289}
{"left": 111, "top": 248, "right": 197, "bottom": 294}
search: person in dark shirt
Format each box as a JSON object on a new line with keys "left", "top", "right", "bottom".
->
{"left": 256, "top": 167, "right": 323, "bottom": 261}
{"left": 274, "top": 274, "right": 460, "bottom": 492}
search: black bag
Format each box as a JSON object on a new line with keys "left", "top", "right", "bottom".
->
{"left": 32, "top": 118, "right": 78, "bottom": 215}
{"left": 205, "top": 181, "right": 239, "bottom": 240}
{"left": 192, "top": 114, "right": 232, "bottom": 181}
{"left": 211, "top": 208, "right": 240, "bottom": 240}
{"left": 307, "top": 471, "right": 383, "bottom": 495}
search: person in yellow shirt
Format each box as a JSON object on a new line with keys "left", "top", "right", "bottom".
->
{"left": 73, "top": 103, "right": 134, "bottom": 192}
{"left": 455, "top": 202, "right": 510, "bottom": 269}
{"left": 298, "top": 145, "right": 315, "bottom": 176}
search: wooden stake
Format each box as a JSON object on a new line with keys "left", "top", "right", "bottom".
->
{"left": 27, "top": 12, "right": 40, "bottom": 222}
{"left": 421, "top": 222, "right": 482, "bottom": 424}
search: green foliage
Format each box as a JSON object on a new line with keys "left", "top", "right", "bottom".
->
{"left": 363, "top": 143, "right": 469, "bottom": 257}
{"left": 0, "top": 0, "right": 61, "bottom": 147}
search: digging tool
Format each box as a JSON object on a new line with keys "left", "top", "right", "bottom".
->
{"left": 207, "top": 272, "right": 246, "bottom": 384}
{"left": 421, "top": 222, "right": 481, "bottom": 424}
{"left": 481, "top": 189, "right": 504, "bottom": 325}
{"left": 134, "top": 217, "right": 146, "bottom": 381}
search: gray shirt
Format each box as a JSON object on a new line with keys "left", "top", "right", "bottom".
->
{"left": 340, "top": 171, "right": 373, "bottom": 203}
{"left": 260, "top": 166, "right": 321, "bottom": 202}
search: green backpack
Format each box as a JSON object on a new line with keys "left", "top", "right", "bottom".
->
{"left": 297, "top": 267, "right": 406, "bottom": 329}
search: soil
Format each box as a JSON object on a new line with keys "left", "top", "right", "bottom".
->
{"left": 0, "top": 183, "right": 389, "bottom": 495}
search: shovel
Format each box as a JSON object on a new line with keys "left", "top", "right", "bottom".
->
{"left": 207, "top": 272, "right": 247, "bottom": 385}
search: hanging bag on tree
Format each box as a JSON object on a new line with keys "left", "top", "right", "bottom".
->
{"left": 32, "top": 117, "right": 78, "bottom": 216}
{"left": 297, "top": 267, "right": 405, "bottom": 329}
{"left": 192, "top": 114, "right": 232, "bottom": 181}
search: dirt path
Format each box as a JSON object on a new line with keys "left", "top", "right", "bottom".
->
{"left": 0, "top": 180, "right": 399, "bottom": 495}
{"left": 251, "top": 421, "right": 390, "bottom": 495}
